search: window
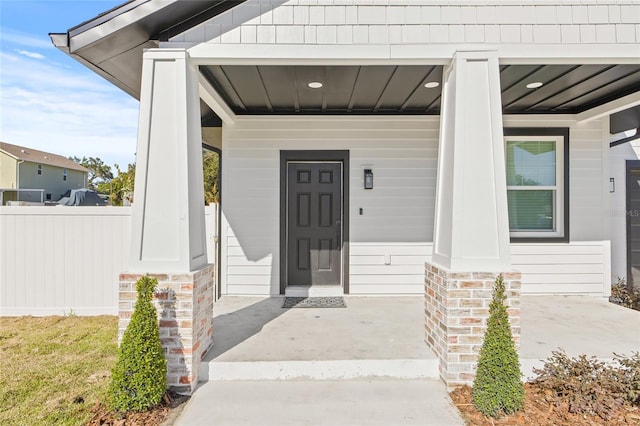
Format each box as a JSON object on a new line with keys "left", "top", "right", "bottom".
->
{"left": 46, "top": 193, "right": 51, "bottom": 201}
{"left": 504, "top": 128, "right": 569, "bottom": 241}
{"left": 37, "top": 164, "right": 42, "bottom": 175}
{"left": 63, "top": 169, "right": 67, "bottom": 181}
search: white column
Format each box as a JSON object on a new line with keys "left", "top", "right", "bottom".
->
{"left": 432, "top": 51, "right": 511, "bottom": 272}
{"left": 129, "top": 49, "right": 207, "bottom": 273}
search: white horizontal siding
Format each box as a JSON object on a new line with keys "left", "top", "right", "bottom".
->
{"left": 513, "top": 242, "right": 606, "bottom": 295}
{"left": 221, "top": 117, "right": 438, "bottom": 295}
{"left": 349, "top": 243, "right": 433, "bottom": 294}
{"left": 222, "top": 115, "right": 610, "bottom": 296}
{"left": 503, "top": 116, "right": 610, "bottom": 296}
{"left": 503, "top": 116, "right": 608, "bottom": 243}
{"left": 171, "top": 1, "right": 640, "bottom": 45}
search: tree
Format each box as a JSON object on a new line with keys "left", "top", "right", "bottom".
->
{"left": 472, "top": 274, "right": 524, "bottom": 418}
{"left": 202, "top": 150, "right": 219, "bottom": 204}
{"left": 108, "top": 276, "right": 166, "bottom": 412}
{"left": 92, "top": 149, "right": 219, "bottom": 206}
{"left": 70, "top": 156, "right": 113, "bottom": 190}
{"left": 97, "top": 163, "right": 135, "bottom": 206}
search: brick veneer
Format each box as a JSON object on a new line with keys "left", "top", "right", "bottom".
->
{"left": 425, "top": 262, "right": 521, "bottom": 387}
{"left": 118, "top": 264, "right": 215, "bottom": 395}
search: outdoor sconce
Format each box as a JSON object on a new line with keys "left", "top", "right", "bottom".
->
{"left": 610, "top": 178, "right": 615, "bottom": 193}
{"left": 364, "top": 169, "right": 373, "bottom": 189}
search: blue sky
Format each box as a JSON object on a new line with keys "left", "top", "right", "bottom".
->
{"left": 0, "top": 0, "right": 138, "bottom": 169}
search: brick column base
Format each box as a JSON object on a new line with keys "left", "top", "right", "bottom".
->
{"left": 118, "top": 264, "right": 215, "bottom": 395}
{"left": 425, "top": 262, "right": 521, "bottom": 387}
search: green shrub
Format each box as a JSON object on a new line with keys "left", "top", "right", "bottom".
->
{"left": 532, "top": 350, "right": 640, "bottom": 420}
{"left": 472, "top": 274, "right": 524, "bottom": 418}
{"left": 609, "top": 276, "right": 640, "bottom": 311}
{"left": 108, "top": 276, "right": 167, "bottom": 412}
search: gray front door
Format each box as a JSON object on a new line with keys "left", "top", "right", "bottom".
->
{"left": 627, "top": 162, "right": 640, "bottom": 288}
{"left": 287, "top": 162, "right": 342, "bottom": 286}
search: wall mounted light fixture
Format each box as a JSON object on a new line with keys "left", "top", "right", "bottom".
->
{"left": 610, "top": 178, "right": 615, "bottom": 193}
{"left": 364, "top": 169, "right": 373, "bottom": 189}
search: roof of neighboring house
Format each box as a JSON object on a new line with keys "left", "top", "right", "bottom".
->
{"left": 0, "top": 142, "right": 89, "bottom": 173}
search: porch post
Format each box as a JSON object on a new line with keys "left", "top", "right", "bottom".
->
{"left": 118, "top": 49, "right": 214, "bottom": 395}
{"left": 425, "top": 51, "right": 521, "bottom": 386}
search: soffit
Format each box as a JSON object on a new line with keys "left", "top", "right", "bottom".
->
{"left": 200, "top": 63, "right": 640, "bottom": 116}
{"left": 500, "top": 64, "right": 640, "bottom": 114}
{"left": 201, "top": 65, "right": 444, "bottom": 115}
{"left": 610, "top": 105, "right": 640, "bottom": 134}
{"left": 52, "top": 0, "right": 245, "bottom": 98}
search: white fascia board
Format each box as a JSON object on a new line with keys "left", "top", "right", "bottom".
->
{"left": 494, "top": 44, "right": 640, "bottom": 65}
{"left": 188, "top": 42, "right": 640, "bottom": 66}
{"left": 231, "top": 115, "right": 438, "bottom": 124}
{"left": 49, "top": 33, "right": 67, "bottom": 49}
{"left": 142, "top": 48, "right": 194, "bottom": 60}
{"left": 198, "top": 73, "right": 236, "bottom": 126}
{"left": 576, "top": 91, "right": 640, "bottom": 124}
{"left": 397, "top": 44, "right": 640, "bottom": 65}
{"left": 188, "top": 43, "right": 445, "bottom": 65}
{"left": 503, "top": 114, "right": 578, "bottom": 125}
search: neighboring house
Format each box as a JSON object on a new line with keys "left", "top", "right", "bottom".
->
{"left": 52, "top": 0, "right": 640, "bottom": 392}
{"left": 0, "top": 142, "right": 88, "bottom": 204}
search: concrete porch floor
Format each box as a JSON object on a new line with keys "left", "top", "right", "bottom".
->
{"left": 175, "top": 295, "right": 638, "bottom": 426}
{"left": 200, "top": 296, "right": 438, "bottom": 381}
{"left": 520, "top": 295, "right": 640, "bottom": 378}
{"left": 200, "top": 294, "right": 640, "bottom": 381}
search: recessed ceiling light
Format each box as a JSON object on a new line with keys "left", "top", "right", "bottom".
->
{"left": 424, "top": 81, "right": 439, "bottom": 89}
{"left": 308, "top": 81, "right": 323, "bottom": 89}
{"left": 526, "top": 82, "right": 543, "bottom": 89}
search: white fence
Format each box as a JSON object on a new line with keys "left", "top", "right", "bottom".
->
{"left": 0, "top": 205, "right": 218, "bottom": 316}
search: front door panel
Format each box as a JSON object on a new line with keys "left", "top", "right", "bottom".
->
{"left": 627, "top": 164, "right": 640, "bottom": 288}
{"left": 287, "top": 162, "right": 342, "bottom": 286}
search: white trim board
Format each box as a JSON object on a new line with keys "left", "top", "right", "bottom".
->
{"left": 186, "top": 43, "right": 640, "bottom": 65}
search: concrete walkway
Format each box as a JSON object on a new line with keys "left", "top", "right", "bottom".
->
{"left": 174, "top": 379, "right": 464, "bottom": 426}
{"left": 173, "top": 294, "right": 639, "bottom": 425}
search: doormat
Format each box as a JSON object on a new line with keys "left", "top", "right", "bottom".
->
{"left": 282, "top": 297, "right": 347, "bottom": 308}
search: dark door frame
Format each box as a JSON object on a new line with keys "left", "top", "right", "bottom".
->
{"left": 280, "top": 150, "right": 350, "bottom": 295}
{"left": 627, "top": 160, "right": 640, "bottom": 288}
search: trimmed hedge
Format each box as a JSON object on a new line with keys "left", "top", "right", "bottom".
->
{"left": 108, "top": 276, "right": 167, "bottom": 412}
{"left": 472, "top": 274, "right": 524, "bottom": 418}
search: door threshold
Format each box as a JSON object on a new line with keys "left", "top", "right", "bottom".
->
{"left": 285, "top": 285, "right": 343, "bottom": 297}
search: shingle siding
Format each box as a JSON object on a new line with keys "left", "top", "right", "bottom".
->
{"left": 171, "top": 1, "right": 640, "bottom": 45}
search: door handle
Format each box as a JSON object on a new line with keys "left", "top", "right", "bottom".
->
{"left": 336, "top": 220, "right": 341, "bottom": 249}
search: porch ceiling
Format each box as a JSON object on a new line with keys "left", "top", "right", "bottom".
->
{"left": 200, "top": 65, "right": 444, "bottom": 115}
{"left": 200, "top": 64, "right": 640, "bottom": 116}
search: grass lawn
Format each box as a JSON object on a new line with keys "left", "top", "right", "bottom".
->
{"left": 0, "top": 316, "right": 118, "bottom": 426}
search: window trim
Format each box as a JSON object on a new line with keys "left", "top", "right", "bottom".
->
{"left": 504, "top": 127, "right": 569, "bottom": 243}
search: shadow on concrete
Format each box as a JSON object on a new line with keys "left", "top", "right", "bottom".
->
{"left": 202, "top": 297, "right": 288, "bottom": 362}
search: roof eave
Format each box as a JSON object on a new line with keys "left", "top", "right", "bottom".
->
{"left": 49, "top": 33, "right": 142, "bottom": 98}
{"left": 50, "top": 1, "right": 245, "bottom": 100}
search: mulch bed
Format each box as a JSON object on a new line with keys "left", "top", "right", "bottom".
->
{"left": 87, "top": 391, "right": 189, "bottom": 426}
{"left": 450, "top": 384, "right": 640, "bottom": 426}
